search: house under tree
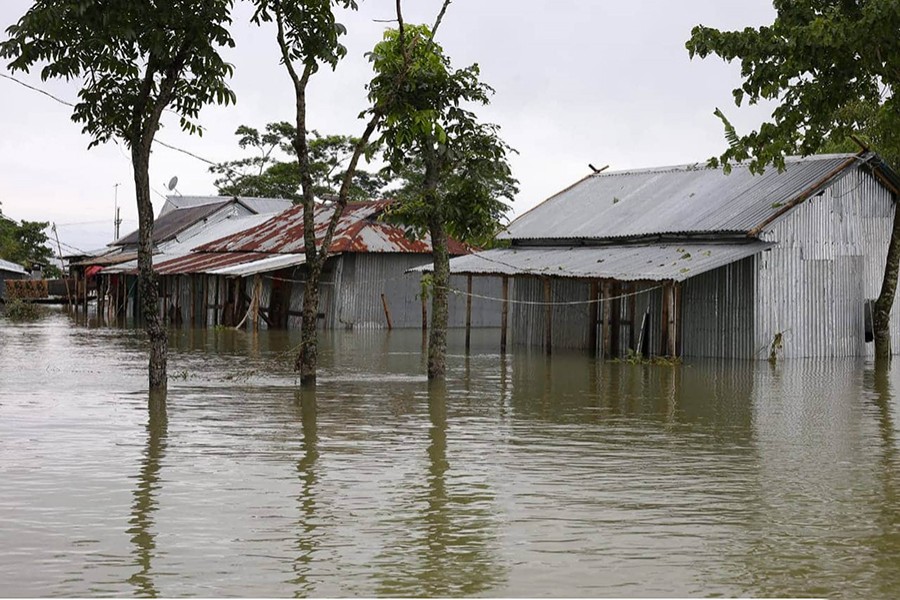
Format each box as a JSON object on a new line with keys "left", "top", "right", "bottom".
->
{"left": 445, "top": 152, "right": 900, "bottom": 360}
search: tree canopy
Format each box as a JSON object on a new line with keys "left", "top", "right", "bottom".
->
{"left": 211, "top": 123, "right": 388, "bottom": 202}
{"left": 1, "top": 0, "right": 239, "bottom": 391}
{"left": 686, "top": 0, "right": 900, "bottom": 172}
{"left": 367, "top": 23, "right": 517, "bottom": 378}
{"left": 0, "top": 208, "right": 57, "bottom": 275}
{"left": 368, "top": 25, "right": 518, "bottom": 247}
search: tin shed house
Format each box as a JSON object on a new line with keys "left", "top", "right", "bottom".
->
{"left": 446, "top": 152, "right": 900, "bottom": 360}
{"left": 151, "top": 200, "right": 501, "bottom": 330}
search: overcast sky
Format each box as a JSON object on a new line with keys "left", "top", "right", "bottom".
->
{"left": 0, "top": 0, "right": 777, "bottom": 254}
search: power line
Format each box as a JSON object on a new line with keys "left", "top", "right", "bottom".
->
{"left": 2, "top": 72, "right": 227, "bottom": 170}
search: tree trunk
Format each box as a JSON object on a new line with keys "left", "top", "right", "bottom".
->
{"left": 874, "top": 203, "right": 900, "bottom": 361}
{"left": 428, "top": 217, "right": 450, "bottom": 379}
{"left": 133, "top": 145, "right": 167, "bottom": 392}
{"left": 296, "top": 270, "right": 320, "bottom": 386}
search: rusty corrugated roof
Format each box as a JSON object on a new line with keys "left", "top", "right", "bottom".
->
{"left": 196, "top": 200, "right": 469, "bottom": 255}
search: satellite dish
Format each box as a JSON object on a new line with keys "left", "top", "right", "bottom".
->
{"left": 167, "top": 176, "right": 179, "bottom": 191}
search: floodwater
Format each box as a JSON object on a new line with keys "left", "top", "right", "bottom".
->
{"left": 1, "top": 311, "right": 899, "bottom": 598}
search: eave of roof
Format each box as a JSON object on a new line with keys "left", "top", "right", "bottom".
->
{"left": 428, "top": 241, "right": 773, "bottom": 283}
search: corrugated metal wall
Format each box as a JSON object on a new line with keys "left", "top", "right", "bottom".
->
{"left": 681, "top": 257, "right": 755, "bottom": 358}
{"left": 755, "top": 168, "right": 893, "bottom": 358}
{"left": 508, "top": 276, "right": 664, "bottom": 354}
{"left": 335, "top": 253, "right": 426, "bottom": 329}
{"left": 332, "top": 253, "right": 503, "bottom": 330}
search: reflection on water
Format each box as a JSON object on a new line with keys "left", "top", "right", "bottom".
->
{"left": 128, "top": 395, "right": 167, "bottom": 598}
{"left": 1, "top": 312, "right": 899, "bottom": 597}
{"left": 290, "top": 389, "right": 319, "bottom": 597}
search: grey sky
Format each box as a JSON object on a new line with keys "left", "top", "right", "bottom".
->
{"left": 0, "top": 0, "right": 776, "bottom": 254}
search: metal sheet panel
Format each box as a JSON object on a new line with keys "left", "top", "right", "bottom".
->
{"left": 112, "top": 201, "right": 229, "bottom": 246}
{"left": 681, "top": 257, "right": 755, "bottom": 358}
{"left": 440, "top": 242, "right": 772, "bottom": 282}
{"left": 196, "top": 200, "right": 468, "bottom": 255}
{"left": 755, "top": 170, "right": 877, "bottom": 358}
{"left": 503, "top": 154, "right": 857, "bottom": 241}
{"left": 0, "top": 258, "right": 28, "bottom": 275}
{"left": 209, "top": 253, "right": 307, "bottom": 277}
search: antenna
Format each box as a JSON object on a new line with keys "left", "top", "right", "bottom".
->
{"left": 166, "top": 175, "right": 181, "bottom": 196}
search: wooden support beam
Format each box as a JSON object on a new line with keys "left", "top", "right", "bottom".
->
{"left": 202, "top": 275, "right": 208, "bottom": 327}
{"left": 628, "top": 282, "right": 636, "bottom": 352}
{"left": 601, "top": 280, "right": 612, "bottom": 359}
{"left": 465, "top": 274, "right": 473, "bottom": 352}
{"left": 190, "top": 275, "right": 197, "bottom": 328}
{"left": 381, "top": 293, "right": 394, "bottom": 330}
{"left": 610, "top": 281, "right": 621, "bottom": 359}
{"left": 214, "top": 276, "right": 220, "bottom": 326}
{"left": 544, "top": 277, "right": 552, "bottom": 356}
{"left": 660, "top": 282, "right": 671, "bottom": 357}
{"left": 672, "top": 282, "right": 682, "bottom": 358}
{"left": 500, "top": 276, "right": 509, "bottom": 353}
{"left": 588, "top": 280, "right": 599, "bottom": 356}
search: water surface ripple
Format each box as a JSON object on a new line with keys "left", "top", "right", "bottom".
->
{"left": 1, "top": 313, "right": 899, "bottom": 597}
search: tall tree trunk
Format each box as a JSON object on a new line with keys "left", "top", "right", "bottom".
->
{"left": 874, "top": 203, "right": 900, "bottom": 361}
{"left": 428, "top": 216, "right": 450, "bottom": 379}
{"left": 133, "top": 145, "right": 167, "bottom": 392}
{"left": 296, "top": 269, "right": 320, "bottom": 386}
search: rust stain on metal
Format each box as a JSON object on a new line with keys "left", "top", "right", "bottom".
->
{"left": 195, "top": 201, "right": 469, "bottom": 255}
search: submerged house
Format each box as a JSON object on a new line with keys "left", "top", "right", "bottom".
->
{"left": 88, "top": 195, "right": 291, "bottom": 319}
{"left": 149, "top": 200, "right": 501, "bottom": 330}
{"left": 446, "top": 152, "right": 900, "bottom": 359}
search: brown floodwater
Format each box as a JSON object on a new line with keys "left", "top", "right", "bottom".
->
{"left": 1, "top": 310, "right": 899, "bottom": 597}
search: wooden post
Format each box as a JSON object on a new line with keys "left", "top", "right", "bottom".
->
{"left": 253, "top": 275, "right": 261, "bottom": 332}
{"left": 202, "top": 275, "right": 209, "bottom": 327}
{"left": 214, "top": 276, "right": 221, "bottom": 326}
{"left": 601, "top": 280, "right": 612, "bottom": 359}
{"left": 610, "top": 281, "right": 621, "bottom": 358}
{"left": 544, "top": 277, "right": 552, "bottom": 356}
{"left": 660, "top": 282, "right": 671, "bottom": 357}
{"left": 672, "top": 282, "right": 681, "bottom": 358}
{"left": 588, "top": 280, "right": 599, "bottom": 356}
{"left": 628, "top": 282, "right": 636, "bottom": 351}
{"left": 500, "top": 276, "right": 509, "bottom": 353}
{"left": 380, "top": 292, "right": 393, "bottom": 330}
{"left": 465, "top": 274, "right": 473, "bottom": 352}
{"left": 190, "top": 275, "right": 197, "bottom": 327}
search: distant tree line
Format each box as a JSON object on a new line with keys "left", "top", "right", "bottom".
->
{"left": 0, "top": 204, "right": 59, "bottom": 277}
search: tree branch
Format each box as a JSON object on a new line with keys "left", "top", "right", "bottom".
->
{"left": 317, "top": 112, "right": 382, "bottom": 264}
{"left": 430, "top": 0, "right": 451, "bottom": 41}
{"left": 395, "top": 0, "right": 404, "bottom": 50}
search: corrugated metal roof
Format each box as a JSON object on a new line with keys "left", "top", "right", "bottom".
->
{"left": 159, "top": 195, "right": 291, "bottom": 217}
{"left": 0, "top": 258, "right": 28, "bottom": 275}
{"left": 209, "top": 253, "right": 306, "bottom": 276}
{"left": 153, "top": 251, "right": 264, "bottom": 275}
{"left": 434, "top": 242, "right": 773, "bottom": 282}
{"left": 73, "top": 250, "right": 139, "bottom": 267}
{"left": 502, "top": 154, "right": 860, "bottom": 241}
{"left": 106, "top": 213, "right": 276, "bottom": 274}
{"left": 197, "top": 200, "right": 469, "bottom": 255}
{"left": 112, "top": 201, "right": 229, "bottom": 246}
